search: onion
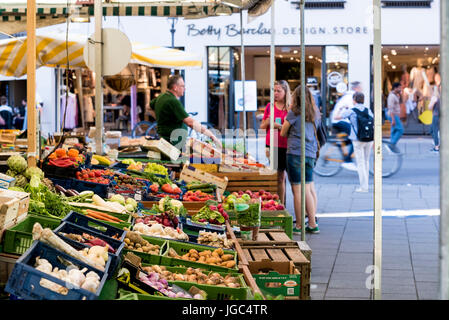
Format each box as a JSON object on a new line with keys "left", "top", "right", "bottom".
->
{"left": 159, "top": 278, "right": 168, "bottom": 287}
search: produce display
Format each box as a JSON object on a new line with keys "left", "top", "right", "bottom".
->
{"left": 136, "top": 211, "right": 180, "bottom": 229}
{"left": 144, "top": 162, "right": 169, "bottom": 176}
{"left": 32, "top": 223, "right": 106, "bottom": 271}
{"left": 138, "top": 272, "right": 198, "bottom": 299}
{"left": 6, "top": 155, "right": 44, "bottom": 188}
{"left": 142, "top": 265, "right": 241, "bottom": 288}
{"left": 34, "top": 257, "right": 101, "bottom": 294}
{"left": 112, "top": 173, "right": 148, "bottom": 192}
{"left": 47, "top": 147, "right": 86, "bottom": 168}
{"left": 183, "top": 190, "right": 215, "bottom": 202}
{"left": 92, "top": 154, "right": 112, "bottom": 166}
{"left": 185, "top": 181, "right": 217, "bottom": 194}
{"left": 60, "top": 232, "right": 121, "bottom": 249}
{"left": 132, "top": 222, "right": 189, "bottom": 241}
{"left": 191, "top": 204, "right": 228, "bottom": 225}
{"left": 123, "top": 231, "right": 160, "bottom": 254}
{"left": 76, "top": 168, "right": 114, "bottom": 184}
{"left": 197, "top": 231, "right": 233, "bottom": 249}
{"left": 167, "top": 247, "right": 236, "bottom": 269}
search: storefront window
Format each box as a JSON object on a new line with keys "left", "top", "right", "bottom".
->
{"left": 324, "top": 45, "right": 349, "bottom": 126}
{"left": 207, "top": 46, "right": 232, "bottom": 130}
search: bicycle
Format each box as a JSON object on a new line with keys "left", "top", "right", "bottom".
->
{"left": 314, "top": 133, "right": 403, "bottom": 178}
{"left": 131, "top": 112, "right": 216, "bottom": 141}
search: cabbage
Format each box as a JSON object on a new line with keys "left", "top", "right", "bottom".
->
{"left": 14, "top": 175, "right": 28, "bottom": 188}
{"left": 109, "top": 194, "right": 125, "bottom": 205}
{"left": 126, "top": 197, "right": 138, "bottom": 209}
{"left": 5, "top": 169, "right": 16, "bottom": 177}
{"left": 125, "top": 204, "right": 135, "bottom": 212}
{"left": 7, "top": 155, "right": 27, "bottom": 173}
{"left": 24, "top": 167, "right": 44, "bottom": 179}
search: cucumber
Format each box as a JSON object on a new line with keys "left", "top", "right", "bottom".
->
{"left": 187, "top": 183, "right": 216, "bottom": 190}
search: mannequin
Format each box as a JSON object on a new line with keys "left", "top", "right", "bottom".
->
{"left": 61, "top": 86, "right": 78, "bottom": 130}
{"left": 410, "top": 58, "right": 425, "bottom": 91}
{"left": 400, "top": 64, "right": 410, "bottom": 89}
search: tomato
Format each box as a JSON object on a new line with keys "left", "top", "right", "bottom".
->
{"left": 95, "top": 171, "right": 102, "bottom": 177}
{"left": 82, "top": 174, "right": 89, "bottom": 180}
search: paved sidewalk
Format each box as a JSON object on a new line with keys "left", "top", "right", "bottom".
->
{"left": 296, "top": 213, "right": 440, "bottom": 300}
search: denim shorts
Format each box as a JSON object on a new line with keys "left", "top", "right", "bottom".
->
{"left": 286, "top": 154, "right": 316, "bottom": 184}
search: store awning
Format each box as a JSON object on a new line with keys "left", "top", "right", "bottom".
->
{"left": 0, "top": 32, "right": 202, "bottom": 77}
{"left": 0, "top": 1, "right": 271, "bottom": 21}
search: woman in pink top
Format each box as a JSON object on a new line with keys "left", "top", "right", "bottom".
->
{"left": 260, "top": 80, "right": 291, "bottom": 205}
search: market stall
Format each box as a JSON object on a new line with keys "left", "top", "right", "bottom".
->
{"left": 0, "top": 149, "right": 311, "bottom": 300}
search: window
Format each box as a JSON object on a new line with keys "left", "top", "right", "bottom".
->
{"left": 382, "top": 0, "right": 433, "bottom": 8}
{"left": 289, "top": 0, "right": 346, "bottom": 10}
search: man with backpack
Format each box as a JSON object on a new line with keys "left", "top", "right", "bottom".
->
{"left": 336, "top": 92, "right": 374, "bottom": 193}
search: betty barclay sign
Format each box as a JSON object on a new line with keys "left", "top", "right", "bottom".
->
{"left": 187, "top": 22, "right": 369, "bottom": 40}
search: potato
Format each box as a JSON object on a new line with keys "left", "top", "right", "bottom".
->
{"left": 221, "top": 254, "right": 234, "bottom": 262}
{"left": 215, "top": 248, "right": 224, "bottom": 256}
{"left": 135, "top": 243, "right": 142, "bottom": 248}
{"left": 190, "top": 257, "right": 197, "bottom": 262}
{"left": 124, "top": 238, "right": 131, "bottom": 245}
{"left": 199, "top": 250, "right": 212, "bottom": 257}
{"left": 225, "top": 261, "right": 236, "bottom": 268}
{"left": 198, "top": 256, "right": 206, "bottom": 263}
{"left": 189, "top": 249, "right": 198, "bottom": 255}
{"left": 136, "top": 247, "right": 143, "bottom": 252}
{"left": 212, "top": 251, "right": 220, "bottom": 258}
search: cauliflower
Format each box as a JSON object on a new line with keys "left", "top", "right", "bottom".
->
{"left": 7, "top": 155, "right": 27, "bottom": 173}
{"left": 24, "top": 167, "right": 44, "bottom": 179}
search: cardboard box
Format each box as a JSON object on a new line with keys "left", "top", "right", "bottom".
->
{"left": 146, "top": 150, "right": 161, "bottom": 160}
{"left": 143, "top": 138, "right": 181, "bottom": 161}
{"left": 0, "top": 173, "right": 15, "bottom": 189}
{"left": 248, "top": 260, "right": 301, "bottom": 298}
{"left": 0, "top": 189, "right": 30, "bottom": 225}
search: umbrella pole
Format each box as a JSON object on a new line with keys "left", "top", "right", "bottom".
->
{"left": 269, "top": 1, "right": 275, "bottom": 171}
{"left": 94, "top": 0, "right": 104, "bottom": 155}
{"left": 300, "top": 0, "right": 306, "bottom": 241}
{"left": 240, "top": 10, "right": 247, "bottom": 155}
{"left": 26, "top": 0, "right": 37, "bottom": 167}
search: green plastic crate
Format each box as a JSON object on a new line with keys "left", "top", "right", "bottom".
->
{"left": 260, "top": 211, "right": 293, "bottom": 239}
{"left": 160, "top": 240, "right": 239, "bottom": 273}
{"left": 3, "top": 215, "right": 61, "bottom": 255}
{"left": 141, "top": 263, "right": 249, "bottom": 299}
{"left": 121, "top": 234, "right": 168, "bottom": 265}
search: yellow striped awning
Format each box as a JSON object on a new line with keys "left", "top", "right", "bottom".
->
{"left": 0, "top": 32, "right": 202, "bottom": 77}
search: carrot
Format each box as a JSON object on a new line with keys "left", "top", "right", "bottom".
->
{"left": 86, "top": 209, "right": 123, "bottom": 222}
{"left": 86, "top": 213, "right": 117, "bottom": 223}
{"left": 87, "top": 210, "right": 118, "bottom": 222}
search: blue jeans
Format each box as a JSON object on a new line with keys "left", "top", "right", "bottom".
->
{"left": 430, "top": 115, "right": 440, "bottom": 147}
{"left": 286, "top": 154, "right": 315, "bottom": 185}
{"left": 387, "top": 113, "right": 404, "bottom": 146}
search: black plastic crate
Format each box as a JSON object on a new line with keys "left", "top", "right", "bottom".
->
{"left": 53, "top": 221, "right": 124, "bottom": 277}
{"left": 61, "top": 211, "right": 127, "bottom": 241}
{"left": 5, "top": 241, "right": 108, "bottom": 300}
{"left": 71, "top": 178, "right": 111, "bottom": 198}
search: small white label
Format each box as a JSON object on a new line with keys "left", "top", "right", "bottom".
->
{"left": 134, "top": 193, "right": 142, "bottom": 201}
{"left": 287, "top": 288, "right": 294, "bottom": 295}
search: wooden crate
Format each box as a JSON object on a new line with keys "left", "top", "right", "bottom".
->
{"left": 239, "top": 230, "right": 311, "bottom": 300}
{"left": 0, "top": 253, "right": 18, "bottom": 286}
{"left": 143, "top": 138, "right": 181, "bottom": 161}
{"left": 180, "top": 164, "right": 228, "bottom": 196}
{"left": 212, "top": 170, "right": 278, "bottom": 194}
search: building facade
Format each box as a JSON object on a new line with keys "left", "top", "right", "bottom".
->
{"left": 31, "top": 0, "right": 440, "bottom": 135}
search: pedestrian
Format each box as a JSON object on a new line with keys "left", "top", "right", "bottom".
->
{"left": 260, "top": 80, "right": 291, "bottom": 205}
{"left": 429, "top": 84, "right": 441, "bottom": 152}
{"left": 386, "top": 82, "right": 404, "bottom": 152}
{"left": 280, "top": 85, "right": 320, "bottom": 235}
{"left": 331, "top": 81, "right": 364, "bottom": 171}
{"left": 338, "top": 92, "right": 374, "bottom": 193}
{"left": 149, "top": 74, "right": 221, "bottom": 152}
{"left": 0, "top": 96, "right": 13, "bottom": 129}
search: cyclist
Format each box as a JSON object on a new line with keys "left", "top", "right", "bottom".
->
{"left": 148, "top": 74, "right": 221, "bottom": 152}
{"left": 330, "top": 81, "right": 364, "bottom": 171}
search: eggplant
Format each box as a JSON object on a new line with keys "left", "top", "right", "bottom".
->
{"left": 54, "top": 184, "right": 67, "bottom": 195}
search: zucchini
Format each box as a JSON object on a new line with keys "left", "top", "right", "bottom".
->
{"left": 197, "top": 188, "right": 215, "bottom": 194}
{"left": 187, "top": 183, "right": 216, "bottom": 190}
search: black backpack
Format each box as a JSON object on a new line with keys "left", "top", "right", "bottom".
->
{"left": 352, "top": 108, "right": 374, "bottom": 142}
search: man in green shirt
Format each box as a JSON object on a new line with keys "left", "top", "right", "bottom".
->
{"left": 149, "top": 74, "right": 221, "bottom": 151}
